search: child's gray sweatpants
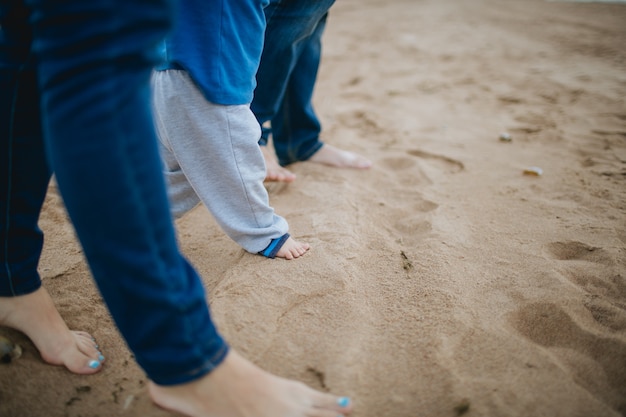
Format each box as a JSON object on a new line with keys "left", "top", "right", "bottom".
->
{"left": 151, "top": 70, "right": 288, "bottom": 254}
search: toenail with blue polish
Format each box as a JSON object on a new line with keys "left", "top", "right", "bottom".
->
{"left": 88, "top": 360, "right": 100, "bottom": 369}
{"left": 98, "top": 354, "right": 105, "bottom": 362}
{"left": 337, "top": 397, "right": 350, "bottom": 408}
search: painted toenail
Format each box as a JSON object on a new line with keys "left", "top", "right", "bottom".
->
{"left": 88, "top": 360, "right": 100, "bottom": 369}
{"left": 337, "top": 397, "right": 350, "bottom": 408}
{"left": 98, "top": 354, "right": 105, "bottom": 362}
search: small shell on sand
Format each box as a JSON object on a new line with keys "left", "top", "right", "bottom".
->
{"left": 523, "top": 166, "right": 543, "bottom": 176}
{"left": 499, "top": 132, "right": 512, "bottom": 142}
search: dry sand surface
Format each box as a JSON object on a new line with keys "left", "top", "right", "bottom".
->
{"left": 1, "top": 0, "right": 625, "bottom": 416}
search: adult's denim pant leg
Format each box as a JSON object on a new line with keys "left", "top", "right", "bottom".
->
{"left": 251, "top": 0, "right": 335, "bottom": 166}
{"left": 0, "top": 1, "right": 51, "bottom": 297}
{"left": 0, "top": 0, "right": 228, "bottom": 385}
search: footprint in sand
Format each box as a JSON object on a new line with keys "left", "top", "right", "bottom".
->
{"left": 378, "top": 154, "right": 435, "bottom": 188}
{"left": 591, "top": 129, "right": 626, "bottom": 139}
{"left": 543, "top": 241, "right": 626, "bottom": 304}
{"left": 375, "top": 149, "right": 464, "bottom": 191}
{"left": 379, "top": 156, "right": 417, "bottom": 171}
{"left": 510, "top": 302, "right": 626, "bottom": 412}
{"left": 509, "top": 112, "right": 557, "bottom": 136}
{"left": 336, "top": 109, "right": 382, "bottom": 134}
{"left": 545, "top": 241, "right": 609, "bottom": 262}
{"left": 498, "top": 95, "right": 525, "bottom": 105}
{"left": 387, "top": 148, "right": 464, "bottom": 187}
{"left": 543, "top": 240, "right": 626, "bottom": 339}
{"left": 523, "top": 240, "right": 626, "bottom": 412}
{"left": 406, "top": 149, "right": 464, "bottom": 174}
{"left": 376, "top": 150, "right": 457, "bottom": 240}
{"left": 390, "top": 199, "right": 438, "bottom": 240}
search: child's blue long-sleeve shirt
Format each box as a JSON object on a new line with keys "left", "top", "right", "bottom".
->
{"left": 157, "top": 0, "right": 269, "bottom": 105}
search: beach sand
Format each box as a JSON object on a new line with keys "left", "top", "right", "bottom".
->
{"left": 1, "top": 0, "right": 625, "bottom": 416}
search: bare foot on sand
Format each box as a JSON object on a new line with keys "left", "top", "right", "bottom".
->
{"left": 276, "top": 237, "right": 310, "bottom": 260}
{"left": 149, "top": 349, "right": 353, "bottom": 417}
{"left": 261, "top": 145, "right": 297, "bottom": 183}
{"left": 0, "top": 287, "right": 103, "bottom": 374}
{"left": 309, "top": 144, "right": 372, "bottom": 169}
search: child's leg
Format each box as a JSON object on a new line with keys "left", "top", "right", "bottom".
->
{"left": 152, "top": 70, "right": 307, "bottom": 256}
{"left": 151, "top": 74, "right": 201, "bottom": 218}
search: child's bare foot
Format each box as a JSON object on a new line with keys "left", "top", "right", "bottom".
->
{"left": 0, "top": 287, "right": 103, "bottom": 374}
{"left": 149, "top": 349, "right": 353, "bottom": 417}
{"left": 309, "top": 144, "right": 372, "bottom": 169}
{"left": 261, "top": 145, "right": 297, "bottom": 183}
{"left": 276, "top": 237, "right": 310, "bottom": 260}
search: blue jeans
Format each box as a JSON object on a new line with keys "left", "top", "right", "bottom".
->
{"left": 0, "top": 0, "right": 228, "bottom": 385}
{"left": 251, "top": 0, "right": 335, "bottom": 166}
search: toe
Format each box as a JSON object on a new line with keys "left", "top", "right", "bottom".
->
{"left": 75, "top": 332, "right": 100, "bottom": 357}
{"left": 311, "top": 392, "right": 353, "bottom": 413}
{"left": 61, "top": 348, "right": 103, "bottom": 375}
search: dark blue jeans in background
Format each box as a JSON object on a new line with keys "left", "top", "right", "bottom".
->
{"left": 252, "top": 0, "right": 335, "bottom": 166}
{"left": 0, "top": 0, "right": 228, "bottom": 385}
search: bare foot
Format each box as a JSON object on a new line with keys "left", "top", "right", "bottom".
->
{"left": 0, "top": 287, "right": 103, "bottom": 374}
{"left": 261, "top": 145, "right": 297, "bottom": 183}
{"left": 308, "top": 144, "right": 372, "bottom": 169}
{"left": 276, "top": 237, "right": 310, "bottom": 260}
{"left": 149, "top": 349, "right": 353, "bottom": 417}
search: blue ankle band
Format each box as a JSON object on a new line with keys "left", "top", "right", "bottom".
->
{"left": 259, "top": 233, "right": 290, "bottom": 258}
